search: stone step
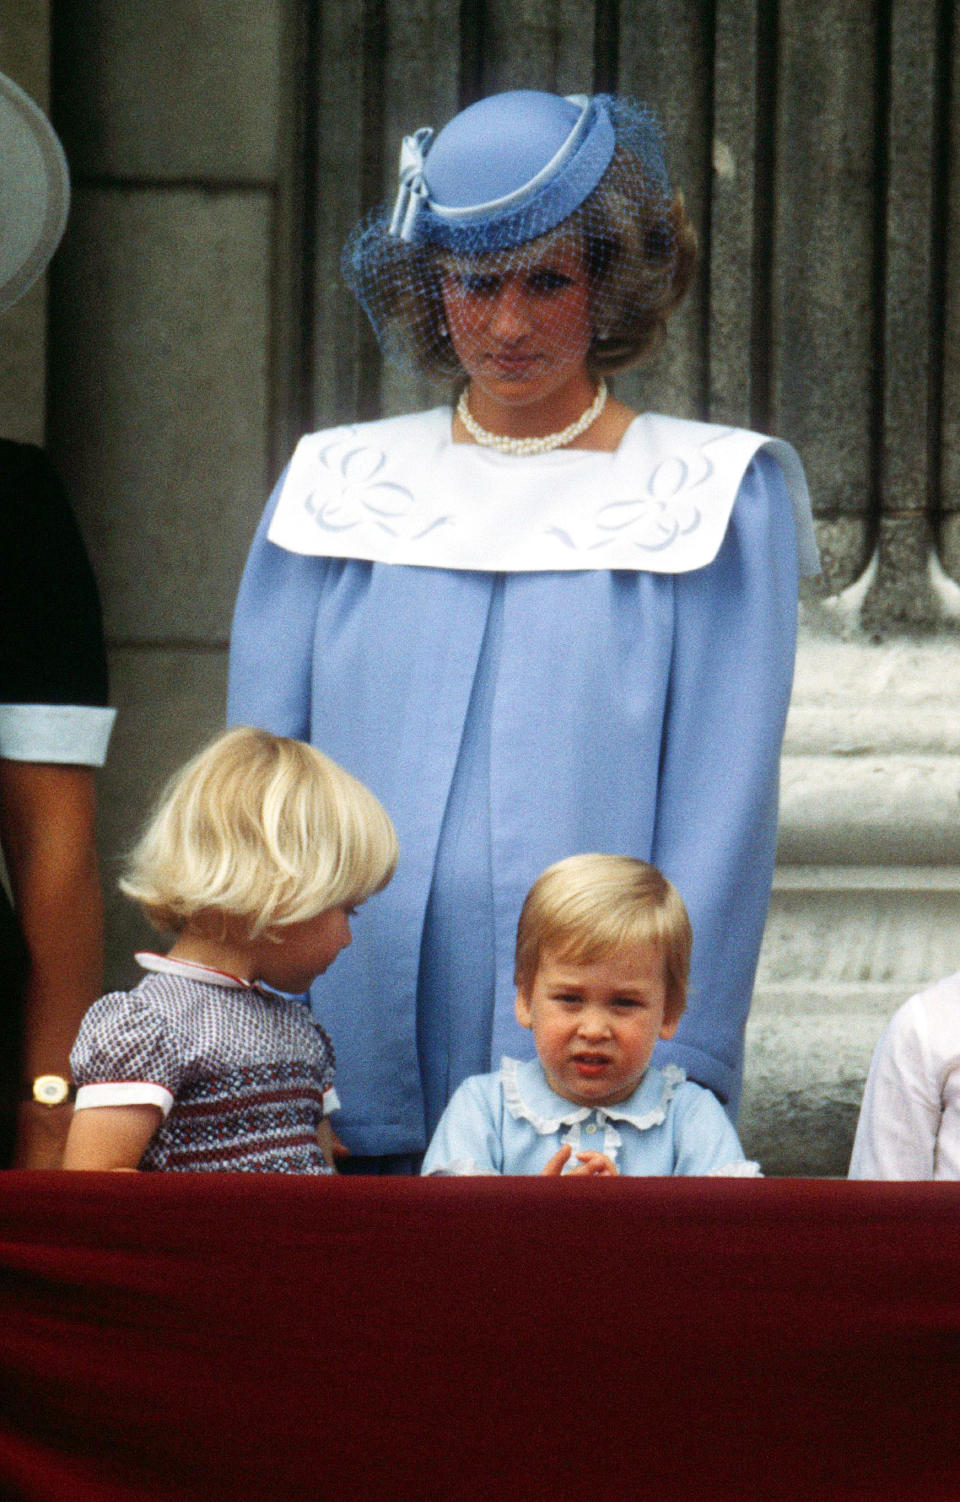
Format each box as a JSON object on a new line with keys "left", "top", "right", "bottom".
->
{"left": 739, "top": 865, "right": 960, "bottom": 1176}
{"left": 736, "top": 619, "right": 960, "bottom": 1175}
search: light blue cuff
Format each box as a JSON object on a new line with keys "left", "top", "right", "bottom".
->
{"left": 0, "top": 703, "right": 116, "bottom": 766}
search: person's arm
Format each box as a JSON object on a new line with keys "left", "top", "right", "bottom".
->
{"left": 62, "top": 1103, "right": 162, "bottom": 1170}
{"left": 0, "top": 760, "right": 103, "bottom": 1168}
{"left": 65, "top": 989, "right": 181, "bottom": 1171}
{"left": 0, "top": 444, "right": 113, "bottom": 1167}
{"left": 651, "top": 452, "right": 799, "bottom": 1112}
{"left": 317, "top": 1116, "right": 349, "bottom": 1170}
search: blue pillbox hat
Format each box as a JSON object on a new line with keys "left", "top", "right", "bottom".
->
{"left": 389, "top": 90, "right": 617, "bottom": 251}
{"left": 343, "top": 90, "right": 679, "bottom": 378}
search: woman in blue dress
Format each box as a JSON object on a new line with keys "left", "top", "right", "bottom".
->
{"left": 229, "top": 90, "right": 818, "bottom": 1171}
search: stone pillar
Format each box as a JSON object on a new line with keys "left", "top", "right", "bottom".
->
{"left": 45, "top": 3, "right": 288, "bottom": 986}
{"left": 862, "top": 0, "right": 943, "bottom": 629}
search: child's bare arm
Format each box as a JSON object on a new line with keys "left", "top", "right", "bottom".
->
{"left": 62, "top": 1104, "right": 162, "bottom": 1170}
{"left": 316, "top": 1116, "right": 349, "bottom": 1171}
{"left": 541, "top": 1145, "right": 618, "bottom": 1176}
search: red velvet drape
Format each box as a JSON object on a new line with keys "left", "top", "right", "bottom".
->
{"left": 1, "top": 1176, "right": 958, "bottom": 1500}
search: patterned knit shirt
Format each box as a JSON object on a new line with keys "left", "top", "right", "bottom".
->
{"left": 71, "top": 959, "right": 336, "bottom": 1173}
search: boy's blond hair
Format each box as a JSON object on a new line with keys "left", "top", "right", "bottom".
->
{"left": 514, "top": 854, "right": 691, "bottom": 1024}
{"left": 121, "top": 727, "right": 398, "bottom": 937}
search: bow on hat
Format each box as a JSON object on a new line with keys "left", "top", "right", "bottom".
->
{"left": 388, "top": 127, "right": 435, "bottom": 242}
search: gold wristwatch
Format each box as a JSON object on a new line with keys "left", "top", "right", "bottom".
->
{"left": 28, "top": 1074, "right": 76, "bottom": 1106}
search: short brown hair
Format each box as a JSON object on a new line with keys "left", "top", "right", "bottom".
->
{"left": 514, "top": 854, "right": 691, "bottom": 1024}
{"left": 345, "top": 153, "right": 697, "bottom": 383}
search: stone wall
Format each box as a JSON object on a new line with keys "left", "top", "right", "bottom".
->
{"left": 46, "top": 3, "right": 291, "bottom": 971}
{"left": 3, "top": 1, "right": 959, "bottom": 1174}
{"left": 741, "top": 624, "right": 960, "bottom": 1174}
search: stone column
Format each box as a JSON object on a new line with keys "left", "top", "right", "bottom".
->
{"left": 45, "top": 4, "right": 287, "bottom": 985}
{"left": 862, "top": 0, "right": 944, "bottom": 628}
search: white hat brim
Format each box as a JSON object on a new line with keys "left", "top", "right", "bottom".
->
{"left": 0, "top": 71, "right": 70, "bottom": 313}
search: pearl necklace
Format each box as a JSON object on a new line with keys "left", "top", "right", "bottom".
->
{"left": 456, "top": 379, "right": 608, "bottom": 456}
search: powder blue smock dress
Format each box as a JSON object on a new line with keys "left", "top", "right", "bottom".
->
{"left": 228, "top": 408, "right": 817, "bottom": 1159}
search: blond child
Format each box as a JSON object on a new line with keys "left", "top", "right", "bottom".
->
{"left": 422, "top": 855, "right": 757, "bottom": 1176}
{"left": 63, "top": 728, "right": 397, "bottom": 1173}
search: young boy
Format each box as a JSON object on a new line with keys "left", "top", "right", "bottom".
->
{"left": 422, "top": 855, "right": 757, "bottom": 1176}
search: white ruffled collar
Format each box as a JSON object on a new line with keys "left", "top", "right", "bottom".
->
{"left": 499, "top": 1055, "right": 685, "bottom": 1136}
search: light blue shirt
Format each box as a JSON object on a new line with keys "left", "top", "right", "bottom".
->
{"left": 421, "top": 1057, "right": 758, "bottom": 1176}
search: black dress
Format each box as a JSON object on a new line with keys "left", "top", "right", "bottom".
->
{"left": 0, "top": 441, "right": 110, "bottom": 1164}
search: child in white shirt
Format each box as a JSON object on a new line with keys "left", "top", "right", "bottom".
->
{"left": 849, "top": 973, "right": 960, "bottom": 1179}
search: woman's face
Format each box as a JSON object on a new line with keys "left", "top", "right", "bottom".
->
{"left": 440, "top": 240, "right": 594, "bottom": 419}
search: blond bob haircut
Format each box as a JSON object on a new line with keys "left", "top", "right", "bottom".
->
{"left": 120, "top": 727, "right": 398, "bottom": 938}
{"left": 514, "top": 853, "right": 691, "bottom": 1025}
